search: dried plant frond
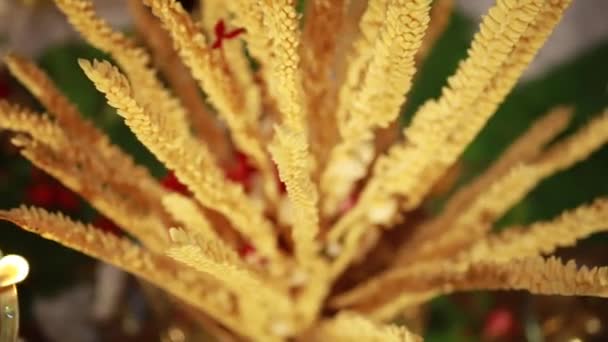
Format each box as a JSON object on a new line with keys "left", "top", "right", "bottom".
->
{"left": 168, "top": 227, "right": 294, "bottom": 340}
{"left": 127, "top": 0, "right": 230, "bottom": 161}
{"left": 0, "top": 101, "right": 66, "bottom": 148}
{"left": 4, "top": 53, "right": 168, "bottom": 206}
{"left": 396, "top": 106, "right": 572, "bottom": 263}
{"left": 11, "top": 134, "right": 169, "bottom": 250}
{"left": 79, "top": 59, "right": 279, "bottom": 260}
{"left": 258, "top": 0, "right": 321, "bottom": 266}
{"left": 464, "top": 198, "right": 608, "bottom": 263}
{"left": 327, "top": 0, "right": 551, "bottom": 253}
{"left": 161, "top": 193, "right": 219, "bottom": 243}
{"left": 143, "top": 0, "right": 277, "bottom": 203}
{"left": 0, "top": 206, "right": 252, "bottom": 337}
{"left": 336, "top": 256, "right": 608, "bottom": 316}
{"left": 1, "top": 0, "right": 599, "bottom": 339}
{"left": 3, "top": 53, "right": 101, "bottom": 142}
{"left": 53, "top": 0, "right": 193, "bottom": 139}
{"left": 321, "top": 0, "right": 431, "bottom": 216}
{"left": 308, "top": 311, "right": 422, "bottom": 342}
{"left": 412, "top": 110, "right": 608, "bottom": 261}
{"left": 167, "top": 228, "right": 290, "bottom": 311}
{"left": 332, "top": 197, "right": 608, "bottom": 311}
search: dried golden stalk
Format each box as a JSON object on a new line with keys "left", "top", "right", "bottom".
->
{"left": 333, "top": 197, "right": 608, "bottom": 315}
{"left": 412, "top": 110, "right": 608, "bottom": 261}
{"left": 3, "top": 54, "right": 168, "bottom": 207}
{"left": 54, "top": 0, "right": 193, "bottom": 138}
{"left": 167, "top": 229, "right": 293, "bottom": 331}
{"left": 396, "top": 106, "right": 572, "bottom": 263}
{"left": 327, "top": 0, "right": 572, "bottom": 279}
{"left": 0, "top": 101, "right": 66, "bottom": 148}
{"left": 260, "top": 0, "right": 321, "bottom": 266}
{"left": 463, "top": 198, "right": 608, "bottom": 263}
{"left": 12, "top": 135, "right": 169, "bottom": 251}
{"left": 322, "top": 0, "right": 431, "bottom": 216}
{"left": 79, "top": 59, "right": 279, "bottom": 261}
{"left": 127, "top": 0, "right": 230, "bottom": 161}
{"left": 161, "top": 193, "right": 219, "bottom": 242}
{"left": 0, "top": 102, "right": 169, "bottom": 250}
{"left": 143, "top": 0, "right": 278, "bottom": 204}
{"left": 0, "top": 206, "right": 266, "bottom": 340}
{"left": 335, "top": 256, "right": 608, "bottom": 316}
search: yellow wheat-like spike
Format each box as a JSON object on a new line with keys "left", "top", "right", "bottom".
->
{"left": 372, "top": 0, "right": 455, "bottom": 155}
{"left": 3, "top": 53, "right": 102, "bottom": 143}
{"left": 326, "top": 0, "right": 569, "bottom": 278}
{"left": 161, "top": 193, "right": 220, "bottom": 242}
{"left": 11, "top": 134, "right": 169, "bottom": 250}
{"left": 308, "top": 311, "right": 422, "bottom": 342}
{"left": 422, "top": 0, "right": 573, "bottom": 175}
{"left": 321, "top": 0, "right": 432, "bottom": 216}
{"left": 396, "top": 107, "right": 572, "bottom": 263}
{"left": 127, "top": 0, "right": 230, "bottom": 161}
{"left": 200, "top": 0, "right": 263, "bottom": 135}
{"left": 0, "top": 206, "right": 268, "bottom": 340}
{"left": 143, "top": 0, "right": 278, "bottom": 204}
{"left": 447, "top": 256, "right": 608, "bottom": 297}
{"left": 332, "top": 197, "right": 608, "bottom": 312}
{"left": 225, "top": 0, "right": 278, "bottom": 119}
{"left": 412, "top": 110, "right": 608, "bottom": 261}
{"left": 336, "top": 0, "right": 389, "bottom": 128}
{"left": 3, "top": 53, "right": 169, "bottom": 207}
{"left": 79, "top": 59, "right": 280, "bottom": 261}
{"left": 369, "top": 0, "right": 547, "bottom": 214}
{"left": 258, "top": 0, "right": 322, "bottom": 266}
{"left": 407, "top": 0, "right": 571, "bottom": 213}
{"left": 53, "top": 0, "right": 193, "bottom": 139}
{"left": 225, "top": 0, "right": 271, "bottom": 71}
{"left": 464, "top": 198, "right": 608, "bottom": 264}
{"left": 0, "top": 101, "right": 168, "bottom": 250}
{"left": 0, "top": 101, "right": 66, "bottom": 148}
{"left": 335, "top": 255, "right": 608, "bottom": 316}
{"left": 300, "top": 0, "right": 348, "bottom": 167}
{"left": 167, "top": 228, "right": 293, "bottom": 338}
{"left": 198, "top": 0, "right": 277, "bottom": 202}
{"left": 328, "top": 0, "right": 545, "bottom": 240}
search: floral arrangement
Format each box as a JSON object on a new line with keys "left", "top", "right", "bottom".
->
{"left": 1, "top": 0, "right": 607, "bottom": 340}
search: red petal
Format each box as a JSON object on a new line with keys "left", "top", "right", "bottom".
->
{"left": 92, "top": 216, "right": 121, "bottom": 235}
{"left": 25, "top": 183, "right": 56, "bottom": 208}
{"left": 161, "top": 171, "right": 190, "bottom": 195}
{"left": 483, "top": 308, "right": 517, "bottom": 339}
{"left": 55, "top": 187, "right": 80, "bottom": 212}
{"left": 224, "top": 28, "right": 246, "bottom": 39}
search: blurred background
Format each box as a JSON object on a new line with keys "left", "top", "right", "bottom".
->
{"left": 1, "top": 0, "right": 607, "bottom": 341}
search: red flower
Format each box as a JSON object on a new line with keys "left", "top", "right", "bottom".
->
{"left": 211, "top": 19, "right": 246, "bottom": 49}
{"left": 224, "top": 152, "right": 256, "bottom": 192}
{"left": 55, "top": 187, "right": 81, "bottom": 212}
{"left": 483, "top": 308, "right": 518, "bottom": 340}
{"left": 25, "top": 168, "right": 80, "bottom": 212}
{"left": 0, "top": 79, "right": 9, "bottom": 98}
{"left": 92, "top": 216, "right": 121, "bottom": 235}
{"left": 25, "top": 183, "right": 55, "bottom": 208}
{"left": 161, "top": 171, "right": 190, "bottom": 195}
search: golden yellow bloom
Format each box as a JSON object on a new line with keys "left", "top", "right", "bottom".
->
{"left": 1, "top": 0, "right": 607, "bottom": 341}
